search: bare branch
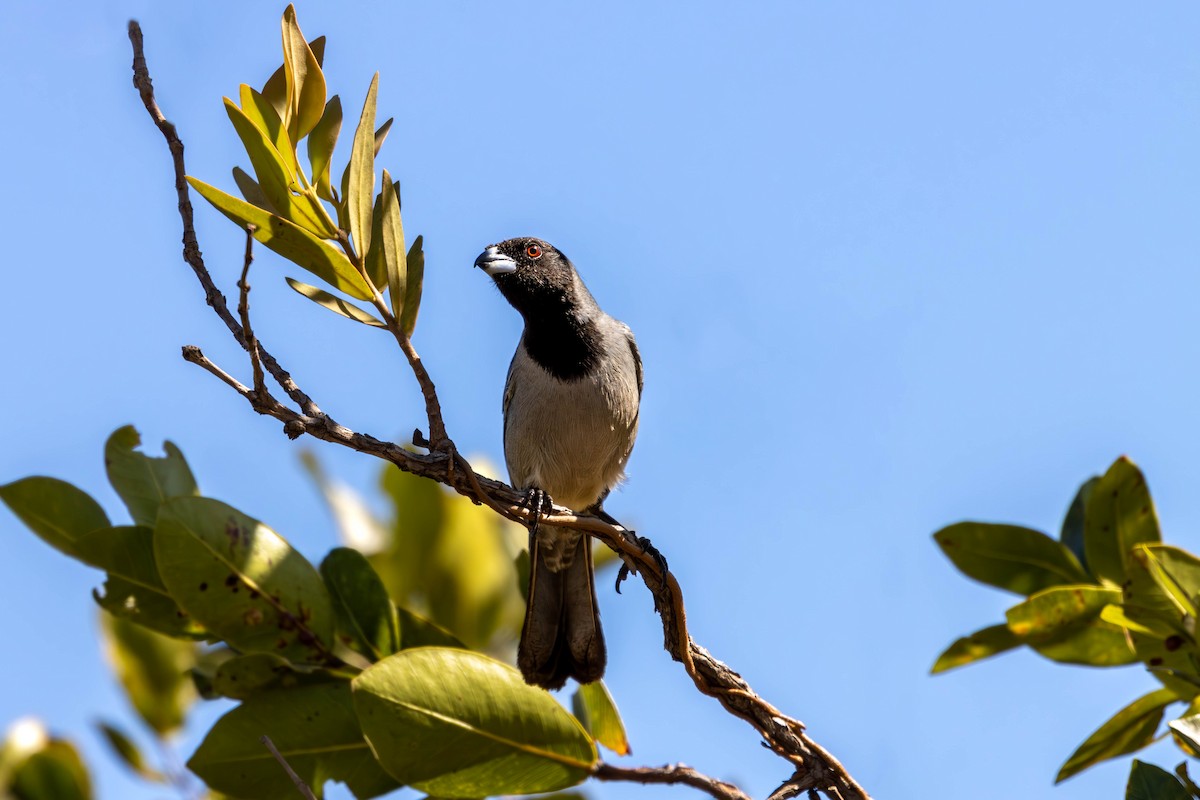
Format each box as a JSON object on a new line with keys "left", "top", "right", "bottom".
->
{"left": 594, "top": 762, "right": 750, "bottom": 800}
{"left": 129, "top": 20, "right": 871, "bottom": 800}
{"left": 236, "top": 225, "right": 267, "bottom": 400}
{"left": 259, "top": 736, "right": 318, "bottom": 800}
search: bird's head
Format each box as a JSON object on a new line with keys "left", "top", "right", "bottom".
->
{"left": 474, "top": 237, "right": 581, "bottom": 315}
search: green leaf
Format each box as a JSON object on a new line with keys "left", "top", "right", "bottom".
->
{"left": 75, "top": 526, "right": 163, "bottom": 590}
{"left": 347, "top": 74, "right": 379, "bottom": 260}
{"left": 931, "top": 623, "right": 1022, "bottom": 673}
{"left": 0, "top": 477, "right": 108, "bottom": 558}
{"left": 232, "top": 166, "right": 277, "bottom": 213}
{"left": 379, "top": 169, "right": 406, "bottom": 320}
{"left": 94, "top": 575, "right": 207, "bottom": 639}
{"left": 238, "top": 84, "right": 298, "bottom": 179}
{"left": 1061, "top": 476, "right": 1098, "bottom": 573}
{"left": 104, "top": 426, "right": 198, "bottom": 528}
{"left": 1006, "top": 585, "right": 1123, "bottom": 637}
{"left": 10, "top": 740, "right": 92, "bottom": 800}
{"left": 1084, "top": 457, "right": 1161, "bottom": 587}
{"left": 1004, "top": 585, "right": 1137, "bottom": 666}
{"left": 187, "top": 177, "right": 370, "bottom": 300}
{"left": 153, "top": 496, "right": 336, "bottom": 665}
{"left": 286, "top": 277, "right": 385, "bottom": 328}
{"left": 373, "top": 118, "right": 393, "bottom": 157}
{"left": 1099, "top": 604, "right": 1168, "bottom": 637}
{"left": 572, "top": 681, "right": 630, "bottom": 756}
{"left": 99, "top": 612, "right": 198, "bottom": 736}
{"left": 352, "top": 648, "right": 596, "bottom": 797}
{"left": 308, "top": 96, "right": 342, "bottom": 201}
{"left": 1126, "top": 760, "right": 1191, "bottom": 800}
{"left": 1057, "top": 688, "right": 1178, "bottom": 782}
{"left": 1135, "top": 545, "right": 1200, "bottom": 618}
{"left": 401, "top": 235, "right": 425, "bottom": 338}
{"left": 189, "top": 683, "right": 398, "bottom": 800}
{"left": 281, "top": 5, "right": 327, "bottom": 143}
{"left": 224, "top": 98, "right": 333, "bottom": 238}
{"left": 364, "top": 190, "right": 387, "bottom": 290}
{"left": 397, "top": 607, "right": 466, "bottom": 650}
{"left": 321, "top": 548, "right": 399, "bottom": 662}
{"left": 934, "top": 522, "right": 1090, "bottom": 595}
{"left": 95, "top": 721, "right": 164, "bottom": 782}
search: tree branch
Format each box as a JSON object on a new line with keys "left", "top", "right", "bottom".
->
{"left": 259, "top": 736, "right": 318, "bottom": 800}
{"left": 594, "top": 762, "right": 751, "bottom": 800}
{"left": 129, "top": 20, "right": 870, "bottom": 800}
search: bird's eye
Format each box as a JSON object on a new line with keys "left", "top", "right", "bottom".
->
{"left": 526, "top": 244, "right": 542, "bottom": 259}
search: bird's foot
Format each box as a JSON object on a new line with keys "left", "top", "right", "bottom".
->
{"left": 615, "top": 532, "right": 669, "bottom": 593}
{"left": 521, "top": 487, "right": 554, "bottom": 532}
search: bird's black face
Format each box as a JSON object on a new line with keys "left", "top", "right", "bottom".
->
{"left": 474, "top": 237, "right": 577, "bottom": 316}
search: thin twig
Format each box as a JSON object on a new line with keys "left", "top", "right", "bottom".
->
{"left": 236, "top": 225, "right": 266, "bottom": 399}
{"left": 259, "top": 736, "right": 318, "bottom": 800}
{"left": 129, "top": 20, "right": 870, "bottom": 800}
{"left": 594, "top": 762, "right": 750, "bottom": 800}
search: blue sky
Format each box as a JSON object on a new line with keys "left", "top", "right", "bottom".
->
{"left": 3, "top": 2, "right": 1200, "bottom": 798}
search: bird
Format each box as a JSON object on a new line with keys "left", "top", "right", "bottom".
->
{"left": 475, "top": 236, "right": 642, "bottom": 689}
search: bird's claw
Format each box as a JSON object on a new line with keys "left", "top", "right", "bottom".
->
{"left": 521, "top": 487, "right": 553, "bottom": 532}
{"left": 615, "top": 533, "right": 668, "bottom": 593}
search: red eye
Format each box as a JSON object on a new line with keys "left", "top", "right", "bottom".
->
{"left": 526, "top": 244, "right": 542, "bottom": 259}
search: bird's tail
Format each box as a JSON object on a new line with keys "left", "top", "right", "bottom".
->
{"left": 518, "top": 532, "right": 606, "bottom": 689}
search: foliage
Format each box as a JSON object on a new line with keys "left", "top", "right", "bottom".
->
{"left": 1, "top": 422, "right": 626, "bottom": 798}
{"left": 934, "top": 455, "right": 1200, "bottom": 797}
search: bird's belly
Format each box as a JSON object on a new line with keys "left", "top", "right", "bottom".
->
{"left": 505, "top": 376, "right": 637, "bottom": 512}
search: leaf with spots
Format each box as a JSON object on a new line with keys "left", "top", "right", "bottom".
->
{"left": 1006, "top": 585, "right": 1137, "bottom": 667}
{"left": 153, "top": 496, "right": 335, "bottom": 665}
{"left": 189, "top": 683, "right": 399, "bottom": 800}
{"left": 1084, "top": 457, "right": 1161, "bottom": 587}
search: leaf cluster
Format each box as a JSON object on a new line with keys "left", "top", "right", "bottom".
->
{"left": 187, "top": 5, "right": 423, "bottom": 336}
{"left": 934, "top": 456, "right": 1200, "bottom": 795}
{"left": 1, "top": 425, "right": 628, "bottom": 800}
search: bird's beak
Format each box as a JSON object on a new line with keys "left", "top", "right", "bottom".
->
{"left": 474, "top": 245, "right": 517, "bottom": 276}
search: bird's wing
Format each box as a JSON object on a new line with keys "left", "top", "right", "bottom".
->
{"left": 622, "top": 323, "right": 643, "bottom": 399}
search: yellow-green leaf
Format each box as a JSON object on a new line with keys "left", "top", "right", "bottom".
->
{"left": 262, "top": 34, "right": 325, "bottom": 118}
{"left": 1056, "top": 688, "right": 1178, "bottom": 782}
{"left": 572, "top": 681, "right": 630, "bottom": 756}
{"left": 931, "top": 623, "right": 1022, "bottom": 674}
{"left": 104, "top": 425, "right": 198, "bottom": 528}
{"left": 285, "top": 277, "right": 385, "bottom": 327}
{"left": 188, "top": 683, "right": 398, "bottom": 800}
{"left": 379, "top": 169, "right": 406, "bottom": 319}
{"left": 281, "top": 5, "right": 327, "bottom": 143}
{"left": 934, "top": 522, "right": 1090, "bottom": 596}
{"left": 1084, "top": 457, "right": 1161, "bottom": 587}
{"left": 0, "top": 477, "right": 109, "bottom": 559}
{"left": 187, "top": 177, "right": 370, "bottom": 299}
{"left": 238, "top": 84, "right": 298, "bottom": 179}
{"left": 308, "top": 96, "right": 342, "bottom": 202}
{"left": 401, "top": 235, "right": 424, "bottom": 338}
{"left": 352, "top": 648, "right": 596, "bottom": 797}
{"left": 95, "top": 721, "right": 164, "bottom": 783}
{"left": 347, "top": 74, "right": 379, "bottom": 260}
{"left": 232, "top": 167, "right": 277, "bottom": 213}
{"left": 99, "top": 612, "right": 198, "bottom": 736}
{"left": 9, "top": 738, "right": 92, "bottom": 800}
